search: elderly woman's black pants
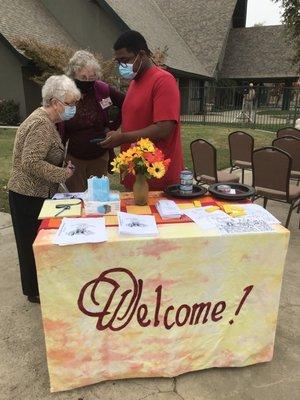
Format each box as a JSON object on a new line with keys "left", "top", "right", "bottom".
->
{"left": 9, "top": 191, "right": 44, "bottom": 297}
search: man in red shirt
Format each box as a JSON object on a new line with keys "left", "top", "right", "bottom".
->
{"left": 101, "top": 30, "right": 184, "bottom": 190}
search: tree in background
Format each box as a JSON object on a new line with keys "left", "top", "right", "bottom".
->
{"left": 12, "top": 37, "right": 168, "bottom": 90}
{"left": 273, "top": 0, "right": 300, "bottom": 72}
{"left": 12, "top": 37, "right": 124, "bottom": 89}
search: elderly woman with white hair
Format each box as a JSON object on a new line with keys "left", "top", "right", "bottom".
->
{"left": 8, "top": 74, "right": 80, "bottom": 303}
{"left": 59, "top": 50, "right": 125, "bottom": 192}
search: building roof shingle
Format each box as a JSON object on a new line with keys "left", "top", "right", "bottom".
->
{"left": 1, "top": 0, "right": 298, "bottom": 82}
{"left": 103, "top": 0, "right": 210, "bottom": 77}
{"left": 154, "top": 0, "right": 238, "bottom": 77}
{"left": 0, "top": 0, "right": 77, "bottom": 51}
{"left": 220, "top": 25, "right": 299, "bottom": 79}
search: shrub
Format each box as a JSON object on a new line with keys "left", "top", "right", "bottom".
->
{"left": 0, "top": 99, "right": 20, "bottom": 125}
{"left": 12, "top": 37, "right": 169, "bottom": 91}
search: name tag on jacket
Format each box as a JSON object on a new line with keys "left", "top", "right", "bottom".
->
{"left": 99, "top": 97, "right": 113, "bottom": 109}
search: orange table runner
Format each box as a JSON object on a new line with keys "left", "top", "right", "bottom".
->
{"left": 38, "top": 191, "right": 248, "bottom": 231}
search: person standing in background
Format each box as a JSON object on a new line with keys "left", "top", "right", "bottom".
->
{"left": 243, "top": 83, "right": 256, "bottom": 122}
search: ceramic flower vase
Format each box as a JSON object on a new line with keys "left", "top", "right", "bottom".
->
{"left": 133, "top": 174, "right": 149, "bottom": 205}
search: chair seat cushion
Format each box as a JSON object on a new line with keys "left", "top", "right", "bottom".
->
{"left": 217, "top": 171, "right": 240, "bottom": 183}
{"left": 289, "top": 185, "right": 300, "bottom": 199}
{"left": 234, "top": 160, "right": 252, "bottom": 168}
{"left": 199, "top": 174, "right": 216, "bottom": 184}
{"left": 256, "top": 185, "right": 300, "bottom": 201}
{"left": 291, "top": 170, "right": 300, "bottom": 179}
{"left": 199, "top": 171, "right": 240, "bottom": 184}
{"left": 255, "top": 186, "right": 286, "bottom": 200}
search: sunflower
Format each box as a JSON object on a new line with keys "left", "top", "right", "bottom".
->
{"left": 136, "top": 138, "right": 155, "bottom": 153}
{"left": 118, "top": 150, "right": 133, "bottom": 164}
{"left": 110, "top": 157, "right": 122, "bottom": 173}
{"left": 147, "top": 161, "right": 166, "bottom": 179}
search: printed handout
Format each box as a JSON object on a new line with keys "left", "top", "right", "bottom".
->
{"left": 183, "top": 206, "right": 276, "bottom": 234}
{"left": 53, "top": 217, "right": 107, "bottom": 245}
{"left": 118, "top": 212, "right": 159, "bottom": 236}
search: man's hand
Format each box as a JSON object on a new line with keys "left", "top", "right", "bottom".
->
{"left": 99, "top": 131, "right": 125, "bottom": 149}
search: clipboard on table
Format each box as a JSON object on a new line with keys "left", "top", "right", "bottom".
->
{"left": 38, "top": 199, "right": 83, "bottom": 220}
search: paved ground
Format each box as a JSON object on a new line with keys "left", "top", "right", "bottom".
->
{"left": 0, "top": 171, "right": 299, "bottom": 400}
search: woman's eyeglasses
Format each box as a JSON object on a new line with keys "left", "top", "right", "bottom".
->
{"left": 116, "top": 61, "right": 129, "bottom": 68}
{"left": 53, "top": 98, "right": 77, "bottom": 107}
{"left": 115, "top": 57, "right": 137, "bottom": 68}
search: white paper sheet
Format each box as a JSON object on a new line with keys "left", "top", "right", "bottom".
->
{"left": 52, "top": 192, "right": 87, "bottom": 200}
{"left": 215, "top": 217, "right": 274, "bottom": 235}
{"left": 183, "top": 207, "right": 231, "bottom": 229}
{"left": 156, "top": 200, "right": 182, "bottom": 219}
{"left": 234, "top": 203, "right": 281, "bottom": 224}
{"left": 53, "top": 217, "right": 107, "bottom": 246}
{"left": 183, "top": 206, "right": 276, "bottom": 233}
{"left": 118, "top": 212, "right": 159, "bottom": 236}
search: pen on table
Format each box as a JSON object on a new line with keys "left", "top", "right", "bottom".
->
{"left": 54, "top": 205, "right": 71, "bottom": 217}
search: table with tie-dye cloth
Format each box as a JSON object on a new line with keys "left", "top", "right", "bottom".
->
{"left": 33, "top": 191, "right": 289, "bottom": 392}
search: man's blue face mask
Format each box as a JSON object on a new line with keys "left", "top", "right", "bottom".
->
{"left": 118, "top": 63, "right": 136, "bottom": 80}
{"left": 118, "top": 54, "right": 142, "bottom": 80}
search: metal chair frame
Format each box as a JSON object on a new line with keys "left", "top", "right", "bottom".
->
{"left": 252, "top": 146, "right": 300, "bottom": 228}
{"left": 228, "top": 131, "right": 254, "bottom": 184}
{"left": 272, "top": 135, "right": 300, "bottom": 186}
{"left": 190, "top": 138, "right": 218, "bottom": 186}
{"left": 276, "top": 127, "right": 300, "bottom": 139}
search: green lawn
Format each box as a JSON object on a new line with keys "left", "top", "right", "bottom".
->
{"left": 256, "top": 108, "right": 300, "bottom": 121}
{"left": 0, "top": 125, "right": 274, "bottom": 213}
{"left": 0, "top": 128, "right": 15, "bottom": 213}
{"left": 257, "top": 109, "right": 294, "bottom": 117}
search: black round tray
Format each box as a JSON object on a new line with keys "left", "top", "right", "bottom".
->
{"left": 208, "top": 182, "right": 256, "bottom": 201}
{"left": 164, "top": 184, "right": 207, "bottom": 199}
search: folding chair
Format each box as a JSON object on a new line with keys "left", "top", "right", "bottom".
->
{"left": 190, "top": 139, "right": 239, "bottom": 185}
{"left": 228, "top": 131, "right": 254, "bottom": 183}
{"left": 272, "top": 136, "right": 300, "bottom": 185}
{"left": 277, "top": 127, "right": 300, "bottom": 140}
{"left": 252, "top": 146, "right": 300, "bottom": 228}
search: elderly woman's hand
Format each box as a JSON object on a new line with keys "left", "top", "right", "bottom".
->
{"left": 65, "top": 160, "right": 75, "bottom": 179}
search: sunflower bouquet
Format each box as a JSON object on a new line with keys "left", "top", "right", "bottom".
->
{"left": 111, "top": 138, "right": 170, "bottom": 179}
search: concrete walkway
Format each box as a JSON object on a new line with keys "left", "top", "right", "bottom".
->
{"left": 0, "top": 172, "right": 299, "bottom": 400}
{"left": 0, "top": 125, "right": 19, "bottom": 129}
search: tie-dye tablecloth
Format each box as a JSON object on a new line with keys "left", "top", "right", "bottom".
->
{"left": 33, "top": 194, "right": 289, "bottom": 392}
